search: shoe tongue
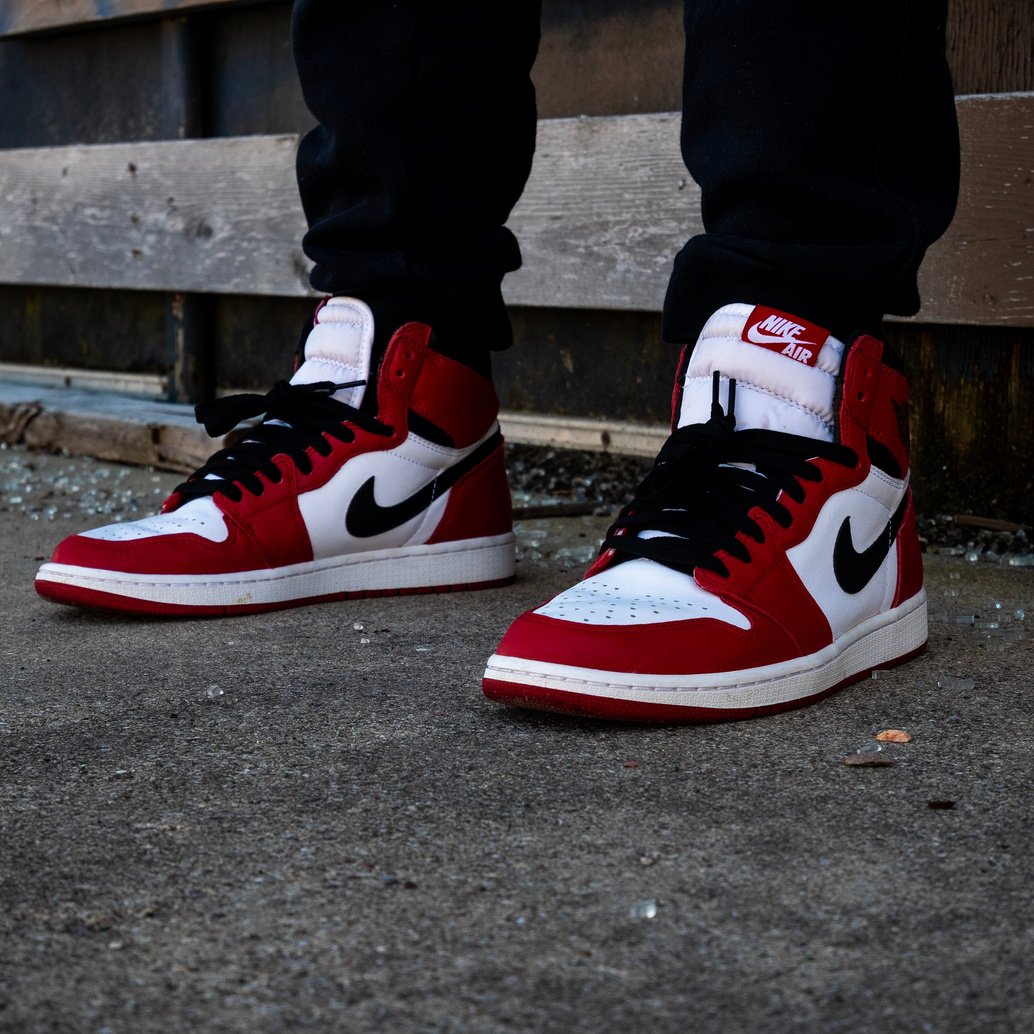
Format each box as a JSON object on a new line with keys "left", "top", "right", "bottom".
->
{"left": 290, "top": 297, "right": 376, "bottom": 408}
{"left": 677, "top": 303, "right": 845, "bottom": 441}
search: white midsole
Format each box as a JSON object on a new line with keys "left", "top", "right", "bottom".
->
{"left": 36, "top": 533, "right": 515, "bottom": 606}
{"left": 484, "top": 590, "right": 927, "bottom": 710}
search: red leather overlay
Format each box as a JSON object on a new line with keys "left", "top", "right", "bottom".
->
{"left": 408, "top": 355, "right": 500, "bottom": 448}
{"left": 697, "top": 520, "right": 833, "bottom": 659}
{"left": 426, "top": 441, "right": 513, "bottom": 544}
{"left": 49, "top": 521, "right": 272, "bottom": 576}
{"left": 217, "top": 461, "right": 313, "bottom": 569}
{"left": 839, "top": 335, "right": 911, "bottom": 481}
{"left": 670, "top": 344, "right": 690, "bottom": 431}
{"left": 495, "top": 604, "right": 802, "bottom": 676}
{"left": 893, "top": 492, "right": 924, "bottom": 607}
{"left": 373, "top": 323, "right": 499, "bottom": 448}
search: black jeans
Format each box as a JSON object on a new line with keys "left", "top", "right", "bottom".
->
{"left": 292, "top": 1, "right": 959, "bottom": 351}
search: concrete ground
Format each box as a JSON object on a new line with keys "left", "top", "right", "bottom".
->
{"left": 1, "top": 447, "right": 1032, "bottom": 1034}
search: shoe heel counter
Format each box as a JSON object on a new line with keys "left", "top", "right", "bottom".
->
{"left": 427, "top": 438, "right": 513, "bottom": 544}
{"left": 894, "top": 492, "right": 924, "bottom": 606}
{"left": 843, "top": 335, "right": 912, "bottom": 477}
{"left": 408, "top": 348, "right": 500, "bottom": 449}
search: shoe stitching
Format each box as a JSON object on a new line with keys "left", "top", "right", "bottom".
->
{"left": 302, "top": 354, "right": 364, "bottom": 376}
{"left": 867, "top": 465, "right": 907, "bottom": 491}
{"left": 684, "top": 374, "right": 833, "bottom": 432}
{"left": 851, "top": 483, "right": 906, "bottom": 513}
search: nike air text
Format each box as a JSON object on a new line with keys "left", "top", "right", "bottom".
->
{"left": 742, "top": 306, "right": 828, "bottom": 367}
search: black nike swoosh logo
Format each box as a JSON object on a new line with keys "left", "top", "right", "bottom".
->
{"left": 345, "top": 431, "right": 502, "bottom": 538}
{"left": 833, "top": 492, "right": 909, "bottom": 594}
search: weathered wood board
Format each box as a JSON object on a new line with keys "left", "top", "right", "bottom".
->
{"left": 916, "top": 93, "right": 1034, "bottom": 328}
{"left": 508, "top": 112, "right": 695, "bottom": 312}
{"left": 0, "top": 0, "right": 259, "bottom": 36}
{"left": 507, "top": 95, "right": 1034, "bottom": 326}
{"left": 0, "top": 95, "right": 1030, "bottom": 325}
{"left": 0, "top": 133, "right": 313, "bottom": 296}
{"left": 0, "top": 374, "right": 669, "bottom": 469}
{"left": 0, "top": 378, "right": 212, "bottom": 471}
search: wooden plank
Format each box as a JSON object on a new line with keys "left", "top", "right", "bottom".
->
{"left": 0, "top": 0, "right": 256, "bottom": 37}
{"left": 0, "top": 133, "right": 313, "bottom": 297}
{"left": 0, "top": 378, "right": 213, "bottom": 472}
{"left": 0, "top": 95, "right": 1030, "bottom": 324}
{"left": 507, "top": 112, "right": 694, "bottom": 312}
{"left": 499, "top": 411, "right": 666, "bottom": 458}
{"left": 0, "top": 361, "right": 166, "bottom": 395}
{"left": 156, "top": 14, "right": 210, "bottom": 404}
{"left": 0, "top": 372, "right": 668, "bottom": 470}
{"left": 506, "top": 94, "right": 1034, "bottom": 325}
{"left": 947, "top": 0, "right": 1034, "bottom": 94}
{"left": 915, "top": 93, "right": 1034, "bottom": 327}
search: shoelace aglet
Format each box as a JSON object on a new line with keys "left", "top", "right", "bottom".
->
{"left": 709, "top": 370, "right": 737, "bottom": 423}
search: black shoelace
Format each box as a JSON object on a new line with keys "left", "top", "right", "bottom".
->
{"left": 601, "top": 372, "right": 857, "bottom": 577}
{"left": 173, "top": 380, "right": 391, "bottom": 504}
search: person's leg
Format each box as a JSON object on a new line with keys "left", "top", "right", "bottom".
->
{"left": 293, "top": 0, "right": 541, "bottom": 365}
{"left": 665, "top": 0, "right": 959, "bottom": 345}
{"left": 35, "top": 2, "right": 541, "bottom": 615}
{"left": 485, "top": 1, "right": 960, "bottom": 722}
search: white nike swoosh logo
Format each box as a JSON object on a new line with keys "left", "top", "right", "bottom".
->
{"left": 746, "top": 324, "right": 819, "bottom": 348}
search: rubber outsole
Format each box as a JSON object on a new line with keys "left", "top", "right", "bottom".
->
{"left": 36, "top": 574, "right": 516, "bottom": 617}
{"left": 482, "top": 594, "right": 928, "bottom": 723}
{"left": 35, "top": 535, "right": 515, "bottom": 618}
{"left": 483, "top": 642, "right": 926, "bottom": 723}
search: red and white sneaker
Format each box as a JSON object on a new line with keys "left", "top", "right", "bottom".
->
{"left": 36, "top": 297, "right": 515, "bottom": 615}
{"left": 484, "top": 302, "right": 927, "bottom": 722}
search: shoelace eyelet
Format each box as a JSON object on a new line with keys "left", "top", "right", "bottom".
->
{"left": 175, "top": 378, "right": 389, "bottom": 506}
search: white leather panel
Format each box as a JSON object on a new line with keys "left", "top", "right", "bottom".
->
{"left": 297, "top": 425, "right": 498, "bottom": 559}
{"left": 80, "top": 497, "right": 230, "bottom": 543}
{"left": 534, "top": 557, "right": 751, "bottom": 629}
{"left": 679, "top": 376, "right": 834, "bottom": 440}
{"left": 787, "top": 468, "right": 906, "bottom": 638}
{"left": 290, "top": 296, "right": 375, "bottom": 409}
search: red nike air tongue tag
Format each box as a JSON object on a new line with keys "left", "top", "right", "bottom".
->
{"left": 741, "top": 306, "right": 828, "bottom": 368}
